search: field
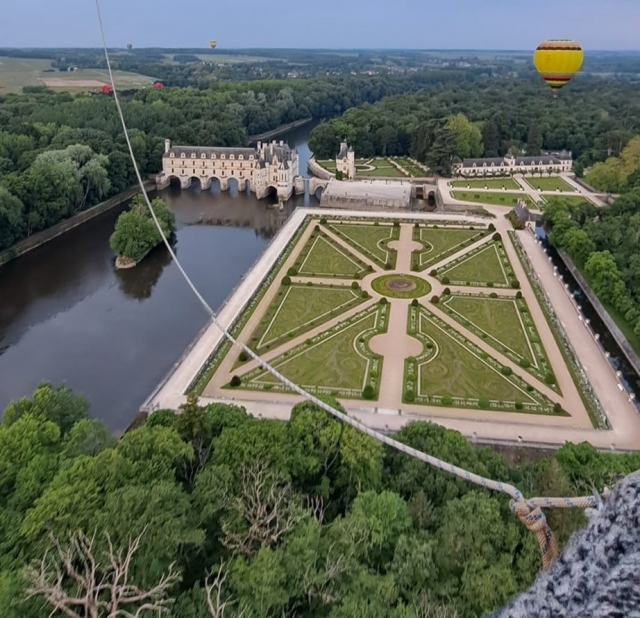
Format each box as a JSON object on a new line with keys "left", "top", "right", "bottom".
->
{"left": 451, "top": 191, "right": 539, "bottom": 208}
{"left": 412, "top": 225, "right": 487, "bottom": 271}
{"left": 524, "top": 176, "right": 575, "bottom": 192}
{"left": 451, "top": 179, "right": 521, "bottom": 190}
{"left": 0, "top": 57, "right": 154, "bottom": 94}
{"left": 356, "top": 158, "right": 408, "bottom": 178}
{"left": 440, "top": 241, "right": 515, "bottom": 288}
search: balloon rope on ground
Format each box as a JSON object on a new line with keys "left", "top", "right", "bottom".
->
{"left": 94, "top": 0, "right": 600, "bottom": 569}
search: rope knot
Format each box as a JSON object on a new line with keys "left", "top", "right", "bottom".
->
{"left": 510, "top": 499, "right": 559, "bottom": 569}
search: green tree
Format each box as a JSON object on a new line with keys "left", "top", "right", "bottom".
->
{"left": 447, "top": 114, "right": 483, "bottom": 159}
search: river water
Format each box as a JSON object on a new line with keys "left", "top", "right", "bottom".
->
{"left": 0, "top": 124, "right": 316, "bottom": 432}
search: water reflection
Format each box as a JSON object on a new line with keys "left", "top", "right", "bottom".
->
{"left": 116, "top": 243, "right": 174, "bottom": 301}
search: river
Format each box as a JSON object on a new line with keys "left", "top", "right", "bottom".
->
{"left": 0, "top": 124, "right": 317, "bottom": 432}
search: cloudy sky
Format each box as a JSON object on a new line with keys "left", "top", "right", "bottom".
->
{"left": 2, "top": 0, "right": 639, "bottom": 50}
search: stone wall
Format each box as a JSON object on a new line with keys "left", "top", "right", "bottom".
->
{"left": 558, "top": 250, "right": 640, "bottom": 376}
{"left": 307, "top": 157, "right": 334, "bottom": 180}
{"left": 320, "top": 196, "right": 408, "bottom": 210}
{"left": 0, "top": 181, "right": 155, "bottom": 267}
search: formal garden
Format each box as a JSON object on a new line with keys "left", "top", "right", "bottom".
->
{"left": 199, "top": 215, "right": 588, "bottom": 421}
{"left": 451, "top": 191, "right": 539, "bottom": 208}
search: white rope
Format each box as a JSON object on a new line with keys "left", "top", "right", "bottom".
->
{"left": 94, "top": 0, "right": 600, "bottom": 567}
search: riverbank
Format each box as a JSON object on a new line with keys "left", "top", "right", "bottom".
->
{"left": 0, "top": 180, "right": 156, "bottom": 267}
{"left": 248, "top": 118, "right": 313, "bottom": 143}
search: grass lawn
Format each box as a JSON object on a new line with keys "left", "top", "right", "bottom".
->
{"left": 451, "top": 179, "right": 521, "bottom": 190}
{"left": 413, "top": 310, "right": 540, "bottom": 406}
{"left": 248, "top": 284, "right": 364, "bottom": 353}
{"left": 0, "top": 56, "right": 154, "bottom": 94}
{"left": 317, "top": 160, "right": 337, "bottom": 172}
{"left": 524, "top": 176, "right": 575, "bottom": 192}
{"left": 413, "top": 226, "right": 487, "bottom": 271}
{"left": 440, "top": 242, "right": 515, "bottom": 288}
{"left": 356, "top": 166, "right": 407, "bottom": 178}
{"left": 451, "top": 191, "right": 539, "bottom": 209}
{"left": 395, "top": 158, "right": 428, "bottom": 177}
{"left": 240, "top": 306, "right": 386, "bottom": 398}
{"left": 328, "top": 222, "right": 399, "bottom": 268}
{"left": 296, "top": 233, "right": 368, "bottom": 278}
{"left": 371, "top": 275, "right": 431, "bottom": 299}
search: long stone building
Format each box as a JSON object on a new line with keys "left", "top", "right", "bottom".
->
{"left": 157, "top": 139, "right": 299, "bottom": 200}
{"left": 452, "top": 151, "right": 573, "bottom": 177}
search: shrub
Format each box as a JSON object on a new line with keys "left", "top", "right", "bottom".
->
{"left": 354, "top": 273, "right": 361, "bottom": 280}
{"left": 287, "top": 266, "right": 298, "bottom": 276}
{"left": 405, "top": 390, "right": 415, "bottom": 402}
{"left": 411, "top": 298, "right": 419, "bottom": 307}
{"left": 553, "top": 402, "right": 563, "bottom": 414}
{"left": 307, "top": 281, "right": 313, "bottom": 287}
{"left": 515, "top": 402, "right": 524, "bottom": 411}
{"left": 315, "top": 225, "right": 320, "bottom": 231}
{"left": 442, "top": 395, "right": 453, "bottom": 406}
{"left": 426, "top": 342, "right": 434, "bottom": 349}
{"left": 487, "top": 282, "right": 494, "bottom": 288}
{"left": 488, "top": 223, "right": 496, "bottom": 231}
{"left": 320, "top": 217, "right": 327, "bottom": 224}
{"left": 374, "top": 221, "right": 379, "bottom": 226}
{"left": 362, "top": 385, "right": 376, "bottom": 400}
{"left": 362, "top": 291, "right": 369, "bottom": 298}
{"left": 490, "top": 292, "right": 498, "bottom": 298}
{"left": 545, "top": 372, "right": 556, "bottom": 385}
{"left": 441, "top": 276, "right": 450, "bottom": 285}
{"left": 510, "top": 279, "right": 521, "bottom": 289}
{"left": 519, "top": 359, "right": 531, "bottom": 368}
{"left": 393, "top": 221, "right": 400, "bottom": 228}
{"left": 479, "top": 397, "right": 490, "bottom": 409}
{"left": 492, "top": 232, "right": 502, "bottom": 242}
{"left": 379, "top": 297, "right": 388, "bottom": 305}
{"left": 351, "top": 281, "right": 360, "bottom": 290}
{"left": 414, "top": 222, "right": 420, "bottom": 228}
{"left": 282, "top": 275, "right": 291, "bottom": 286}
{"left": 526, "top": 385, "right": 534, "bottom": 392}
{"left": 238, "top": 351, "right": 248, "bottom": 362}
{"left": 230, "top": 375, "right": 242, "bottom": 387}
{"left": 516, "top": 291, "right": 523, "bottom": 299}
{"left": 431, "top": 296, "right": 440, "bottom": 304}
{"left": 501, "top": 366, "right": 513, "bottom": 376}
{"left": 367, "top": 264, "right": 374, "bottom": 272}
{"left": 443, "top": 287, "right": 451, "bottom": 296}
{"left": 429, "top": 269, "right": 438, "bottom": 277}
{"left": 385, "top": 262, "right": 392, "bottom": 270}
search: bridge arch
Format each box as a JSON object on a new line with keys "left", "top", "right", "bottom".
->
{"left": 166, "top": 175, "right": 182, "bottom": 189}
{"left": 314, "top": 186, "right": 324, "bottom": 201}
{"left": 228, "top": 177, "right": 240, "bottom": 197}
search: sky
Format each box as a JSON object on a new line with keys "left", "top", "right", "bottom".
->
{"left": 2, "top": 0, "right": 640, "bottom": 50}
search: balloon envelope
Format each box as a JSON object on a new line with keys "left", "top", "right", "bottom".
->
{"left": 534, "top": 40, "right": 584, "bottom": 95}
{"left": 209, "top": 40, "right": 217, "bottom": 49}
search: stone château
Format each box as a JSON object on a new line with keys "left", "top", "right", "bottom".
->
{"left": 452, "top": 151, "right": 573, "bottom": 177}
{"left": 157, "top": 139, "right": 299, "bottom": 200}
{"left": 336, "top": 141, "right": 356, "bottom": 179}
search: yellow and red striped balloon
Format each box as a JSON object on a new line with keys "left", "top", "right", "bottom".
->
{"left": 534, "top": 40, "right": 584, "bottom": 96}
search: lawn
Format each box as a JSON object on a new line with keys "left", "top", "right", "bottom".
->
{"left": 524, "top": 176, "right": 575, "bottom": 192}
{"left": 328, "top": 222, "right": 399, "bottom": 268}
{"left": 440, "top": 242, "right": 515, "bottom": 288}
{"left": 356, "top": 165, "right": 407, "bottom": 178}
{"left": 296, "top": 233, "right": 369, "bottom": 278}
{"left": 248, "top": 284, "right": 364, "bottom": 353}
{"left": 412, "top": 310, "right": 541, "bottom": 407}
{"left": 239, "top": 305, "right": 387, "bottom": 399}
{"left": 451, "top": 179, "right": 521, "bottom": 190}
{"left": 413, "top": 226, "right": 487, "bottom": 271}
{"left": 395, "top": 158, "right": 428, "bottom": 177}
{"left": 451, "top": 192, "right": 539, "bottom": 209}
{"left": 317, "top": 160, "right": 337, "bottom": 172}
{"left": 371, "top": 274, "right": 431, "bottom": 299}
{"left": 441, "top": 294, "right": 558, "bottom": 388}
{"left": 0, "top": 56, "right": 154, "bottom": 94}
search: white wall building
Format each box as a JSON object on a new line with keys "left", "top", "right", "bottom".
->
{"left": 452, "top": 151, "right": 573, "bottom": 177}
{"left": 335, "top": 141, "right": 356, "bottom": 179}
{"left": 157, "top": 140, "right": 299, "bottom": 200}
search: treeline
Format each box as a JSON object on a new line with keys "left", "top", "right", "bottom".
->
{"left": 2, "top": 384, "right": 640, "bottom": 618}
{"left": 0, "top": 73, "right": 430, "bottom": 252}
{"left": 308, "top": 77, "right": 640, "bottom": 175}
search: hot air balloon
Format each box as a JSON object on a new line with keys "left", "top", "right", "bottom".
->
{"left": 127, "top": 43, "right": 133, "bottom": 50}
{"left": 209, "top": 40, "right": 217, "bottom": 49}
{"left": 534, "top": 40, "right": 584, "bottom": 97}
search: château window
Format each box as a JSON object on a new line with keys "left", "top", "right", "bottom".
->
{"left": 181, "top": 153, "right": 185, "bottom": 158}
{"left": 170, "top": 153, "right": 175, "bottom": 158}
{"left": 201, "top": 154, "right": 206, "bottom": 159}
{"left": 191, "top": 153, "right": 196, "bottom": 159}
{"left": 239, "top": 155, "right": 244, "bottom": 160}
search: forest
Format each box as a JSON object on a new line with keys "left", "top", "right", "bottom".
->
{"left": 308, "top": 77, "right": 640, "bottom": 176}
{"left": 1, "top": 383, "right": 639, "bottom": 618}
{"left": 0, "top": 72, "right": 430, "bottom": 252}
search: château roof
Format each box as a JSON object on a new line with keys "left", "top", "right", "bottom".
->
{"left": 337, "top": 142, "right": 350, "bottom": 160}
{"left": 163, "top": 145, "right": 256, "bottom": 159}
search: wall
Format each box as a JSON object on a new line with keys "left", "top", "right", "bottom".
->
{"left": 558, "top": 250, "right": 640, "bottom": 377}
{"left": 307, "top": 158, "right": 334, "bottom": 180}
{"left": 0, "top": 181, "right": 156, "bottom": 267}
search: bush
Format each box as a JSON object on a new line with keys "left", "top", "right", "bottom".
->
{"left": 315, "top": 225, "right": 320, "bottom": 231}
{"left": 545, "top": 372, "right": 556, "bottom": 385}
{"left": 515, "top": 402, "right": 524, "bottom": 411}
{"left": 320, "top": 217, "right": 327, "bottom": 224}
{"left": 230, "top": 375, "right": 242, "bottom": 387}
{"left": 282, "top": 275, "right": 291, "bottom": 286}
{"left": 367, "top": 264, "right": 374, "bottom": 272}
{"left": 516, "top": 291, "right": 523, "bottom": 299}
{"left": 492, "top": 232, "right": 502, "bottom": 242}
{"left": 374, "top": 221, "right": 379, "bottom": 226}
{"left": 411, "top": 298, "right": 419, "bottom": 307}
{"left": 479, "top": 397, "right": 490, "bottom": 409}
{"left": 353, "top": 273, "right": 361, "bottom": 280}
{"left": 287, "top": 266, "right": 298, "bottom": 276}
{"left": 404, "top": 390, "right": 415, "bottom": 402}
{"left": 351, "top": 281, "right": 360, "bottom": 290}
{"left": 553, "top": 402, "right": 563, "bottom": 414}
{"left": 501, "top": 366, "right": 513, "bottom": 376}
{"left": 385, "top": 262, "right": 392, "bottom": 270}
{"left": 379, "top": 297, "right": 388, "bottom": 305}
{"left": 442, "top": 395, "right": 453, "bottom": 406}
{"left": 426, "top": 342, "right": 434, "bottom": 349}
{"left": 488, "top": 223, "right": 496, "bottom": 231}
{"left": 510, "top": 279, "right": 521, "bottom": 289}
{"left": 307, "top": 281, "right": 313, "bottom": 286}
{"left": 489, "top": 292, "right": 498, "bottom": 298}
{"left": 487, "top": 282, "right": 494, "bottom": 288}
{"left": 393, "top": 221, "right": 400, "bottom": 228}
{"left": 362, "top": 385, "right": 376, "bottom": 400}
{"left": 238, "top": 351, "right": 248, "bottom": 362}
{"left": 431, "top": 295, "right": 440, "bottom": 304}
{"left": 519, "top": 359, "right": 531, "bottom": 368}
{"left": 441, "top": 276, "right": 450, "bottom": 285}
{"left": 429, "top": 269, "right": 438, "bottom": 277}
{"left": 443, "top": 287, "right": 451, "bottom": 296}
{"left": 362, "top": 291, "right": 369, "bottom": 298}
{"left": 414, "top": 222, "right": 420, "bottom": 228}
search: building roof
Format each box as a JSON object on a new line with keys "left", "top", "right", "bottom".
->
{"left": 459, "top": 157, "right": 505, "bottom": 167}
{"left": 164, "top": 146, "right": 256, "bottom": 159}
{"left": 514, "top": 156, "right": 561, "bottom": 165}
{"left": 457, "top": 154, "right": 569, "bottom": 167}
{"left": 337, "top": 142, "right": 349, "bottom": 160}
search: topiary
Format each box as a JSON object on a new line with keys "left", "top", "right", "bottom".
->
{"left": 404, "top": 390, "right": 415, "bottom": 402}
{"left": 411, "top": 298, "right": 419, "bottom": 307}
{"left": 487, "top": 282, "right": 494, "bottom": 288}
{"left": 479, "top": 397, "right": 490, "bottom": 409}
{"left": 490, "top": 292, "right": 498, "bottom": 298}
{"left": 515, "top": 402, "right": 524, "bottom": 411}
{"left": 379, "top": 297, "right": 388, "bottom": 305}
{"left": 351, "top": 281, "right": 360, "bottom": 290}
{"left": 545, "top": 372, "right": 556, "bottom": 385}
{"left": 553, "top": 402, "right": 563, "bottom": 414}
{"left": 239, "top": 351, "right": 248, "bottom": 362}
{"left": 230, "top": 375, "right": 242, "bottom": 387}
{"left": 287, "top": 266, "right": 298, "bottom": 276}
{"left": 282, "top": 275, "right": 291, "bottom": 286}
{"left": 442, "top": 395, "right": 453, "bottom": 406}
{"left": 510, "top": 279, "right": 521, "bottom": 289}
{"left": 488, "top": 223, "right": 496, "bottom": 232}
{"left": 385, "top": 262, "right": 392, "bottom": 270}
{"left": 441, "top": 276, "right": 450, "bottom": 285}
{"left": 519, "top": 358, "right": 531, "bottom": 368}
{"left": 362, "top": 385, "right": 376, "bottom": 400}
{"left": 492, "top": 232, "right": 502, "bottom": 242}
{"left": 320, "top": 217, "right": 327, "bottom": 224}
{"left": 516, "top": 291, "right": 523, "bottom": 299}
{"left": 443, "top": 288, "right": 451, "bottom": 296}
{"left": 431, "top": 295, "right": 440, "bottom": 304}
{"left": 501, "top": 366, "right": 513, "bottom": 376}
{"left": 429, "top": 269, "right": 438, "bottom": 277}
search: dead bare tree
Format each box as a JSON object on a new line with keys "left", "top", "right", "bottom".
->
{"left": 221, "top": 462, "right": 303, "bottom": 556}
{"left": 25, "top": 529, "right": 179, "bottom": 618}
{"left": 301, "top": 541, "right": 351, "bottom": 606}
{"left": 204, "top": 562, "right": 246, "bottom": 618}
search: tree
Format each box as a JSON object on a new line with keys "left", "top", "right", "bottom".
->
{"left": 585, "top": 158, "right": 625, "bottom": 192}
{"left": 0, "top": 187, "right": 24, "bottom": 250}
{"left": 482, "top": 118, "right": 500, "bottom": 157}
{"left": 447, "top": 114, "right": 483, "bottom": 159}
{"left": 25, "top": 529, "right": 179, "bottom": 617}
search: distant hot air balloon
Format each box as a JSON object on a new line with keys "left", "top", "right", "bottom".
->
{"left": 209, "top": 40, "right": 217, "bottom": 49}
{"left": 534, "top": 39, "right": 584, "bottom": 97}
{"left": 127, "top": 43, "right": 133, "bottom": 50}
